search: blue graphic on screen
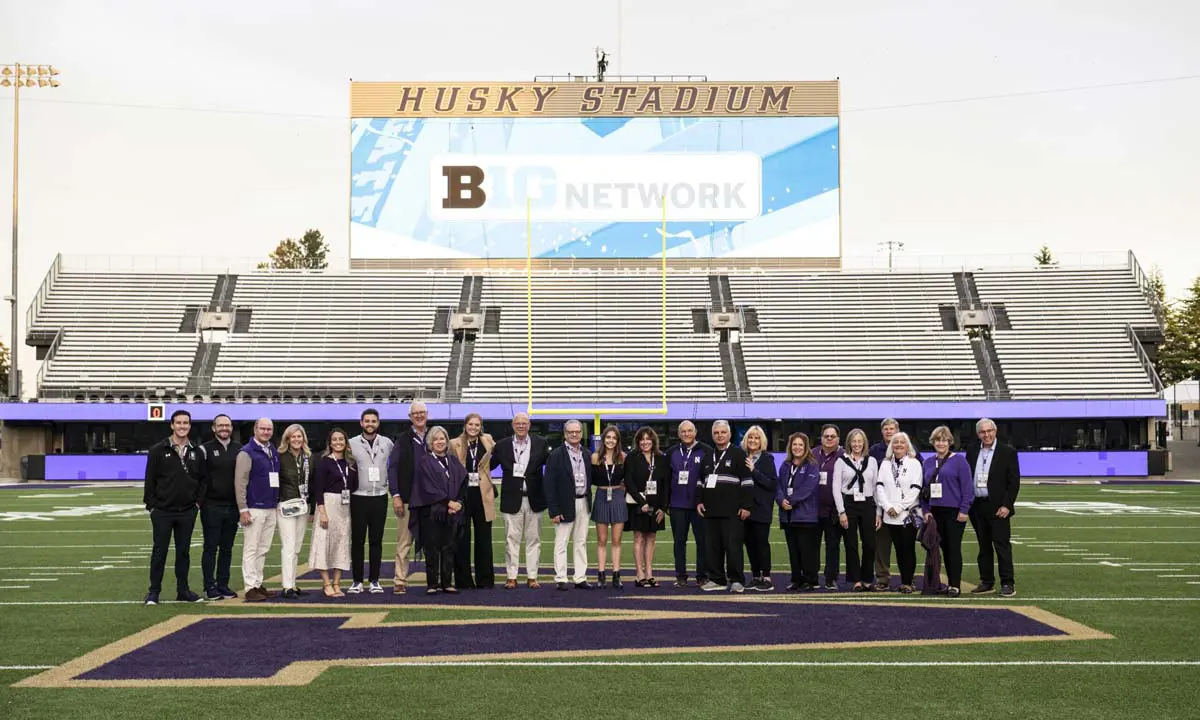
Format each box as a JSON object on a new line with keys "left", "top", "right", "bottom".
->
{"left": 350, "top": 116, "right": 839, "bottom": 259}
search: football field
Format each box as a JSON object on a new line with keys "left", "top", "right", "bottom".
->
{"left": 2, "top": 481, "right": 1199, "bottom": 719}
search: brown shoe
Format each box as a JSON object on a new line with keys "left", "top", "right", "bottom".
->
{"left": 504, "top": 579, "right": 518, "bottom": 590}
{"left": 244, "top": 587, "right": 268, "bottom": 602}
{"left": 526, "top": 579, "right": 541, "bottom": 590}
{"left": 257, "top": 586, "right": 278, "bottom": 598}
{"left": 393, "top": 583, "right": 407, "bottom": 595}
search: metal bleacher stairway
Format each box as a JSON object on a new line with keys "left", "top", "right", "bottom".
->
{"left": 23, "top": 254, "right": 1165, "bottom": 403}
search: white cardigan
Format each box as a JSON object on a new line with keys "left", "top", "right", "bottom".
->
{"left": 874, "top": 456, "right": 924, "bottom": 526}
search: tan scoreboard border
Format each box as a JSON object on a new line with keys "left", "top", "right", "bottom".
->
{"left": 350, "top": 81, "right": 839, "bottom": 118}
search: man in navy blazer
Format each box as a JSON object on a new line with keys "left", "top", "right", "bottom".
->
{"left": 545, "top": 419, "right": 596, "bottom": 591}
{"left": 490, "top": 413, "right": 549, "bottom": 589}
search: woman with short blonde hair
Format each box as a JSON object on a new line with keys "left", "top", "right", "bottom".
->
{"left": 875, "top": 432, "right": 923, "bottom": 593}
{"left": 834, "top": 428, "right": 881, "bottom": 592}
{"left": 276, "top": 424, "right": 312, "bottom": 598}
{"left": 741, "top": 425, "right": 778, "bottom": 591}
{"left": 921, "top": 425, "right": 974, "bottom": 596}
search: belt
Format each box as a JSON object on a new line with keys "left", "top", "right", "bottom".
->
{"left": 575, "top": 494, "right": 588, "bottom": 499}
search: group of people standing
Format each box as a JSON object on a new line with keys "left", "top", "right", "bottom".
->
{"left": 142, "top": 409, "right": 1020, "bottom": 603}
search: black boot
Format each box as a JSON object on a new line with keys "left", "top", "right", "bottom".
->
{"left": 597, "top": 571, "right": 607, "bottom": 588}
{"left": 612, "top": 571, "right": 623, "bottom": 590}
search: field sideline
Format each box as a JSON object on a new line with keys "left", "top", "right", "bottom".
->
{"left": 2, "top": 482, "right": 1199, "bottom": 719}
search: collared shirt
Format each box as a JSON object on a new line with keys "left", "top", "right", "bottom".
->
{"left": 567, "top": 444, "right": 586, "bottom": 492}
{"left": 975, "top": 445, "right": 994, "bottom": 497}
{"left": 513, "top": 435, "right": 531, "bottom": 489}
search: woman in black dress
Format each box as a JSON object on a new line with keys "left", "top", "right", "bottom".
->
{"left": 626, "top": 426, "right": 669, "bottom": 587}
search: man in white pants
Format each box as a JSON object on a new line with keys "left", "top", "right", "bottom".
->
{"left": 235, "top": 418, "right": 281, "bottom": 602}
{"left": 546, "top": 420, "right": 596, "bottom": 590}
{"left": 490, "top": 413, "right": 548, "bottom": 589}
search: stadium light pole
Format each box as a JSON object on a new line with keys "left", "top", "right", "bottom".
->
{"left": 1, "top": 63, "right": 60, "bottom": 400}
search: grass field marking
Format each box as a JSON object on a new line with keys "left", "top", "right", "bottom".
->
{"left": 0, "top": 585, "right": 30, "bottom": 589}
{"left": 364, "top": 660, "right": 1200, "bottom": 668}
{"left": 1157, "top": 574, "right": 1200, "bottom": 578}
{"left": 0, "top": 666, "right": 56, "bottom": 670}
{"left": 1129, "top": 568, "right": 1179, "bottom": 572}
{"left": 1016, "top": 526, "right": 1200, "bottom": 529}
{"left": 12, "top": 601, "right": 1111, "bottom": 689}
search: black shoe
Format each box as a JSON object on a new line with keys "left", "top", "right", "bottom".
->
{"left": 946, "top": 586, "right": 961, "bottom": 598}
{"left": 217, "top": 586, "right": 238, "bottom": 599}
{"left": 556, "top": 582, "right": 569, "bottom": 591}
{"left": 970, "top": 583, "right": 996, "bottom": 594}
{"left": 442, "top": 586, "right": 459, "bottom": 595}
{"left": 282, "top": 588, "right": 297, "bottom": 599}
{"left": 575, "top": 581, "right": 596, "bottom": 590}
{"left": 425, "top": 587, "right": 439, "bottom": 596}
{"left": 785, "top": 581, "right": 799, "bottom": 591}
{"left": 144, "top": 591, "right": 160, "bottom": 606}
{"left": 674, "top": 576, "right": 688, "bottom": 588}
{"left": 612, "top": 572, "right": 623, "bottom": 590}
{"left": 798, "top": 583, "right": 816, "bottom": 592}
{"left": 597, "top": 571, "right": 607, "bottom": 588}
{"left": 176, "top": 589, "right": 203, "bottom": 603}
{"left": 823, "top": 579, "right": 839, "bottom": 591}
{"left": 1000, "top": 584, "right": 1016, "bottom": 597}
{"left": 205, "top": 586, "right": 224, "bottom": 601}
{"left": 293, "top": 587, "right": 308, "bottom": 597}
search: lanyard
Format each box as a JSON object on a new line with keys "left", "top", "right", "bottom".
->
{"left": 679, "top": 444, "right": 695, "bottom": 468}
{"left": 647, "top": 455, "right": 655, "bottom": 475}
{"left": 604, "top": 462, "right": 615, "bottom": 486}
{"left": 787, "top": 463, "right": 799, "bottom": 492}
{"left": 715, "top": 449, "right": 729, "bottom": 469}
{"left": 932, "top": 456, "right": 947, "bottom": 483}
{"left": 468, "top": 441, "right": 480, "bottom": 468}
{"left": 334, "top": 458, "right": 350, "bottom": 484}
{"left": 891, "top": 459, "right": 904, "bottom": 489}
{"left": 436, "top": 456, "right": 450, "bottom": 480}
{"left": 514, "top": 441, "right": 528, "bottom": 466}
{"left": 171, "top": 442, "right": 192, "bottom": 473}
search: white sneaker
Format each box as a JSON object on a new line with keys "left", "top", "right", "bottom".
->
{"left": 368, "top": 582, "right": 384, "bottom": 594}
{"left": 700, "top": 581, "right": 728, "bottom": 592}
{"left": 347, "top": 583, "right": 364, "bottom": 594}
{"left": 730, "top": 582, "right": 745, "bottom": 593}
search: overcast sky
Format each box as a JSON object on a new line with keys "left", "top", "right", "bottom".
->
{"left": 1, "top": 0, "right": 1197, "bottom": 388}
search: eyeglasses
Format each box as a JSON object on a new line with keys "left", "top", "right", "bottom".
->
{"left": 822, "top": 434, "right": 838, "bottom": 440}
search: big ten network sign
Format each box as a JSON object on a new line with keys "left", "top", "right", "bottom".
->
{"left": 433, "top": 154, "right": 762, "bottom": 222}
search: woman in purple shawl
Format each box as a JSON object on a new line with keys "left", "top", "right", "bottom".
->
{"left": 408, "top": 426, "right": 468, "bottom": 595}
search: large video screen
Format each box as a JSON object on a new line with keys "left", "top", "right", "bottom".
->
{"left": 349, "top": 82, "right": 839, "bottom": 261}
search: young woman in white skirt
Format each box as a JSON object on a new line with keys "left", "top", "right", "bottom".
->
{"left": 310, "top": 428, "right": 356, "bottom": 598}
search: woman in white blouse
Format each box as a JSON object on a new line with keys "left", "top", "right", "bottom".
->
{"left": 834, "top": 428, "right": 881, "bottom": 592}
{"left": 873, "top": 431, "right": 923, "bottom": 594}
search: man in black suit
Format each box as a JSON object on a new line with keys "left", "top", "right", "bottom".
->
{"left": 966, "top": 418, "right": 1020, "bottom": 597}
{"left": 490, "top": 412, "right": 549, "bottom": 589}
{"left": 544, "top": 419, "right": 595, "bottom": 591}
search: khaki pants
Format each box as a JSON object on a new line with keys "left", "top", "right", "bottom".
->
{"left": 505, "top": 497, "right": 543, "bottom": 581}
{"left": 241, "top": 508, "right": 277, "bottom": 591}
{"left": 554, "top": 498, "right": 590, "bottom": 584}
{"left": 392, "top": 510, "right": 414, "bottom": 587}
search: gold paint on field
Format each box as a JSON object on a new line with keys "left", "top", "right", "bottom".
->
{"left": 15, "top": 599, "right": 1110, "bottom": 689}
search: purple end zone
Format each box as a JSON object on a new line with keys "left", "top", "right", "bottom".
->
{"left": 78, "top": 598, "right": 1065, "bottom": 681}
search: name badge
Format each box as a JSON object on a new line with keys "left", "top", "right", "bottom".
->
{"left": 819, "top": 472, "right": 829, "bottom": 486}
{"left": 368, "top": 467, "right": 381, "bottom": 484}
{"left": 678, "top": 471, "right": 690, "bottom": 486}
{"left": 976, "top": 474, "right": 988, "bottom": 488}
{"left": 646, "top": 480, "right": 658, "bottom": 496}
{"left": 514, "top": 469, "right": 525, "bottom": 479}
{"left": 468, "top": 472, "right": 480, "bottom": 487}
{"left": 340, "top": 489, "right": 351, "bottom": 505}
{"left": 573, "top": 471, "right": 586, "bottom": 490}
{"left": 299, "top": 483, "right": 308, "bottom": 498}
{"left": 268, "top": 471, "right": 280, "bottom": 488}
{"left": 854, "top": 491, "right": 865, "bottom": 503}
{"left": 930, "top": 483, "right": 943, "bottom": 500}
{"left": 704, "top": 474, "right": 717, "bottom": 490}
{"left": 606, "top": 488, "right": 613, "bottom": 503}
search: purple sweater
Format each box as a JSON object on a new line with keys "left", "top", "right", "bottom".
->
{"left": 775, "top": 460, "right": 820, "bottom": 525}
{"left": 813, "top": 447, "right": 843, "bottom": 519}
{"left": 920, "top": 453, "right": 974, "bottom": 516}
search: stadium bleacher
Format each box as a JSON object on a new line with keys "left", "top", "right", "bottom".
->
{"left": 24, "top": 255, "right": 1165, "bottom": 403}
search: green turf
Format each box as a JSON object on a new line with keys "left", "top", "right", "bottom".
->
{"left": 1, "top": 483, "right": 1199, "bottom": 718}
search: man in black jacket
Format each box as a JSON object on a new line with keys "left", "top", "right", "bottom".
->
{"left": 545, "top": 420, "right": 596, "bottom": 591}
{"left": 490, "top": 413, "right": 549, "bottom": 589}
{"left": 198, "top": 414, "right": 242, "bottom": 600}
{"left": 143, "top": 410, "right": 206, "bottom": 606}
{"left": 697, "top": 420, "right": 753, "bottom": 593}
{"left": 966, "top": 418, "right": 1021, "bottom": 597}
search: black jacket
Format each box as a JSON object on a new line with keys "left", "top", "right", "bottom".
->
{"left": 490, "top": 434, "right": 549, "bottom": 514}
{"left": 543, "top": 443, "right": 590, "bottom": 521}
{"left": 144, "top": 438, "right": 204, "bottom": 512}
{"left": 388, "top": 429, "right": 427, "bottom": 503}
{"left": 965, "top": 442, "right": 1021, "bottom": 515}
{"left": 625, "top": 451, "right": 670, "bottom": 509}
{"left": 746, "top": 452, "right": 778, "bottom": 524}
{"left": 199, "top": 439, "right": 242, "bottom": 507}
{"left": 697, "top": 445, "right": 753, "bottom": 518}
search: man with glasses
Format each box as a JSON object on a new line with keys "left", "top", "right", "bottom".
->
{"left": 813, "top": 424, "right": 844, "bottom": 590}
{"left": 198, "top": 414, "right": 242, "bottom": 600}
{"left": 966, "top": 418, "right": 1020, "bottom": 597}
{"left": 491, "top": 412, "right": 549, "bottom": 589}
{"left": 386, "top": 404, "right": 425, "bottom": 595}
{"left": 666, "top": 421, "right": 712, "bottom": 587}
{"left": 545, "top": 420, "right": 596, "bottom": 591}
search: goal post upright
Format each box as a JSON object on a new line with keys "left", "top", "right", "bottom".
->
{"left": 526, "top": 196, "right": 670, "bottom": 425}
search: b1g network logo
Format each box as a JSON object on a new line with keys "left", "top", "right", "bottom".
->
{"left": 429, "top": 153, "right": 762, "bottom": 222}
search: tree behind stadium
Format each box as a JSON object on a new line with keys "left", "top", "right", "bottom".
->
{"left": 1157, "top": 275, "right": 1200, "bottom": 386}
{"left": 258, "top": 229, "right": 329, "bottom": 270}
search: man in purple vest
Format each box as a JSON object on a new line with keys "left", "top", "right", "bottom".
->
{"left": 235, "top": 417, "right": 281, "bottom": 602}
{"left": 813, "top": 424, "right": 844, "bottom": 590}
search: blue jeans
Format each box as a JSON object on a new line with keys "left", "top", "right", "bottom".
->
{"left": 200, "top": 503, "right": 239, "bottom": 590}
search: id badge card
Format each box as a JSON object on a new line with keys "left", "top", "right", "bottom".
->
{"left": 340, "top": 489, "right": 351, "bottom": 505}
{"left": 468, "top": 472, "right": 480, "bottom": 488}
{"left": 646, "top": 480, "right": 658, "bottom": 496}
{"left": 930, "top": 483, "right": 943, "bottom": 500}
{"left": 368, "top": 467, "right": 381, "bottom": 484}
{"left": 574, "top": 471, "right": 586, "bottom": 492}
{"left": 975, "top": 474, "right": 988, "bottom": 488}
{"left": 606, "top": 487, "right": 613, "bottom": 503}
{"left": 268, "top": 471, "right": 280, "bottom": 488}
{"left": 704, "top": 474, "right": 718, "bottom": 490}
{"left": 854, "top": 490, "right": 865, "bottom": 503}
{"left": 819, "top": 471, "right": 829, "bottom": 486}
{"left": 299, "top": 483, "right": 309, "bottom": 498}
{"left": 677, "top": 471, "right": 690, "bottom": 486}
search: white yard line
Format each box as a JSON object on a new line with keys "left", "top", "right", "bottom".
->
{"left": 367, "top": 660, "right": 1200, "bottom": 668}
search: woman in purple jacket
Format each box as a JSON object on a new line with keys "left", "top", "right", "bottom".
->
{"left": 776, "top": 432, "right": 821, "bottom": 591}
{"left": 921, "top": 425, "right": 975, "bottom": 597}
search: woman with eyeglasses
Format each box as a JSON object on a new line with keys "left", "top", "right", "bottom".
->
{"left": 776, "top": 432, "right": 821, "bottom": 591}
{"left": 310, "top": 428, "right": 356, "bottom": 598}
{"left": 591, "top": 424, "right": 628, "bottom": 589}
{"left": 921, "top": 425, "right": 974, "bottom": 597}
